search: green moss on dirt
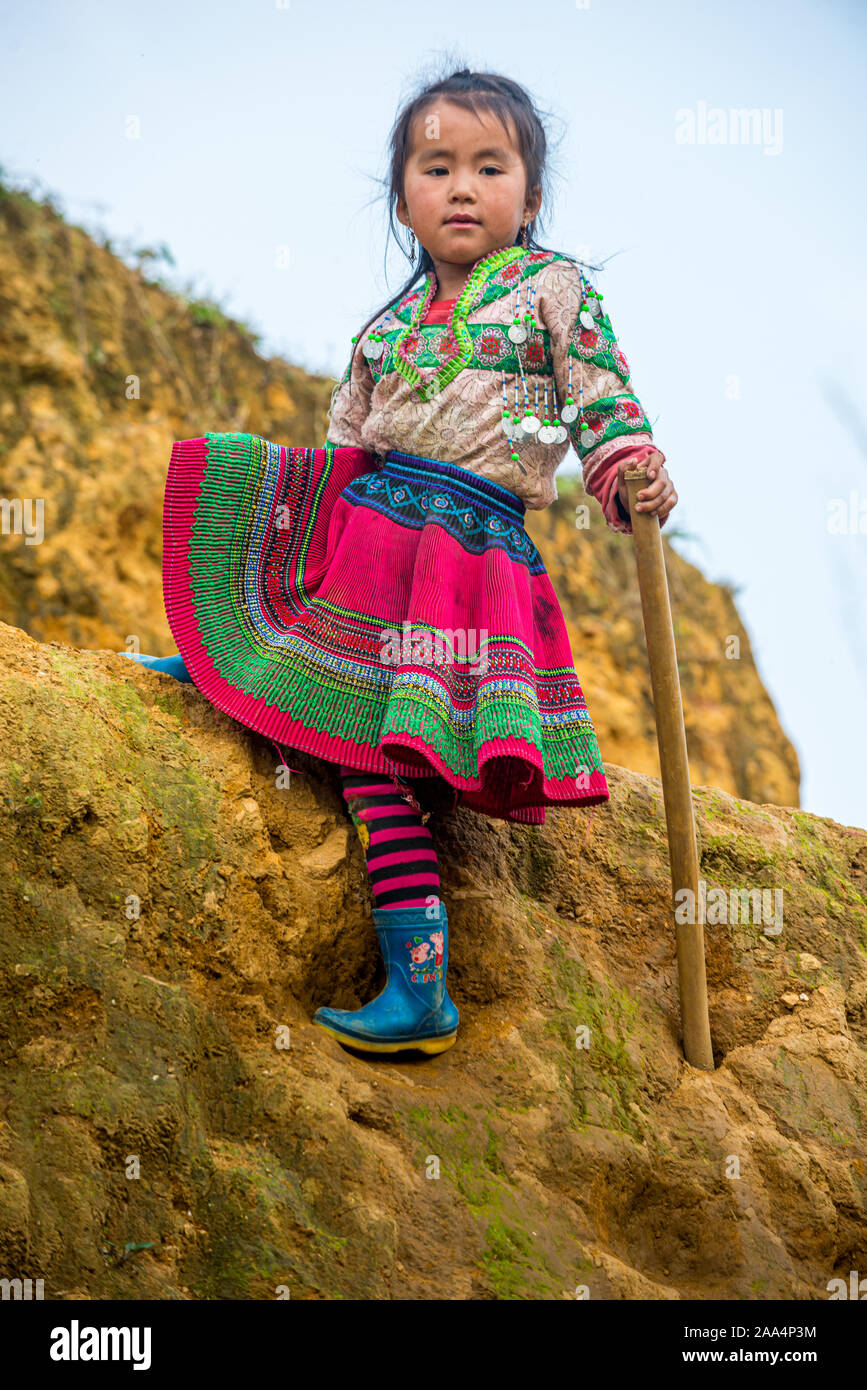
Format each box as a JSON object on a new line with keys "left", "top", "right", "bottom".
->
{"left": 540, "top": 935, "right": 644, "bottom": 1142}
{"left": 478, "top": 1215, "right": 564, "bottom": 1300}
{"left": 700, "top": 831, "right": 777, "bottom": 878}
{"left": 187, "top": 1147, "right": 348, "bottom": 1299}
{"left": 403, "top": 1101, "right": 566, "bottom": 1298}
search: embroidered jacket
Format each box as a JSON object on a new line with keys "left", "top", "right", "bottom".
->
{"left": 325, "top": 244, "right": 664, "bottom": 532}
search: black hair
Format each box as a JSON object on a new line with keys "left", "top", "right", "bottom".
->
{"left": 341, "top": 61, "right": 600, "bottom": 389}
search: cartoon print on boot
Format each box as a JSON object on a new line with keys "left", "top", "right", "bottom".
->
{"left": 406, "top": 938, "right": 433, "bottom": 965}
{"left": 406, "top": 934, "right": 444, "bottom": 985}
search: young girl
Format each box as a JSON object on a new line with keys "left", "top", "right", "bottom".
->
{"left": 120, "top": 67, "right": 677, "bottom": 1058}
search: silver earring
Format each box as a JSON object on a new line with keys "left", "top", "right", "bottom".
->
{"left": 409, "top": 226, "right": 416, "bottom": 262}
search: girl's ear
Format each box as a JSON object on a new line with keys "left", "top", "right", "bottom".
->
{"left": 525, "top": 184, "right": 542, "bottom": 221}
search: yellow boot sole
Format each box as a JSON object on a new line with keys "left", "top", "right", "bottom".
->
{"left": 314, "top": 1022, "right": 457, "bottom": 1055}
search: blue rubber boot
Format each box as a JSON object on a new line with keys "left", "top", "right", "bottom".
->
{"left": 117, "top": 651, "right": 193, "bottom": 683}
{"left": 314, "top": 901, "right": 459, "bottom": 1054}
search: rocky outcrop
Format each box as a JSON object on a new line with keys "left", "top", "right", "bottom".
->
{"left": 0, "top": 623, "right": 862, "bottom": 1299}
{"left": 0, "top": 177, "right": 799, "bottom": 807}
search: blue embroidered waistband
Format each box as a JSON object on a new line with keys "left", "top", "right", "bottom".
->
{"left": 383, "top": 449, "right": 526, "bottom": 519}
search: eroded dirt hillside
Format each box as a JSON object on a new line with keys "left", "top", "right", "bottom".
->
{"left": 0, "top": 623, "right": 863, "bottom": 1299}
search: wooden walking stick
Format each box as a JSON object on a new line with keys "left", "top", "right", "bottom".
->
{"left": 623, "top": 466, "right": 715, "bottom": 1071}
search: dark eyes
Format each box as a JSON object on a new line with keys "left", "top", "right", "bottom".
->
{"left": 426, "top": 165, "right": 502, "bottom": 176}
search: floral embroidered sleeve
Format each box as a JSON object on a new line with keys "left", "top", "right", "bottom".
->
{"left": 537, "top": 260, "right": 665, "bottom": 535}
{"left": 325, "top": 333, "right": 375, "bottom": 450}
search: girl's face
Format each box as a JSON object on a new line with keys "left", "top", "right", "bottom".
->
{"left": 396, "top": 97, "right": 541, "bottom": 273}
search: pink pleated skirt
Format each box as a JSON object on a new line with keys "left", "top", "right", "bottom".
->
{"left": 162, "top": 433, "right": 609, "bottom": 825}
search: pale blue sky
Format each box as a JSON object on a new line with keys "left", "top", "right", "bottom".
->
{"left": 2, "top": 0, "right": 865, "bottom": 828}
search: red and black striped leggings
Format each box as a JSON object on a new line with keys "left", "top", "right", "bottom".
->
{"left": 338, "top": 763, "right": 440, "bottom": 910}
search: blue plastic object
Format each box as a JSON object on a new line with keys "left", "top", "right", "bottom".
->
{"left": 117, "top": 651, "right": 193, "bottom": 683}
{"left": 314, "top": 901, "right": 459, "bottom": 1054}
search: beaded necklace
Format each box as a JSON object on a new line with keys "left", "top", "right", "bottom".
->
{"left": 391, "top": 243, "right": 525, "bottom": 400}
{"left": 361, "top": 244, "right": 610, "bottom": 469}
{"left": 574, "top": 273, "right": 606, "bottom": 449}
{"left": 500, "top": 260, "right": 570, "bottom": 464}
{"left": 501, "top": 261, "right": 610, "bottom": 459}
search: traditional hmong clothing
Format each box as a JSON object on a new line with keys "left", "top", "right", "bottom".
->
{"left": 327, "top": 245, "right": 664, "bottom": 526}
{"left": 163, "top": 244, "right": 664, "bottom": 824}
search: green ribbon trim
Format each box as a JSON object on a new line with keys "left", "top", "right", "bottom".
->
{"left": 571, "top": 394, "right": 653, "bottom": 462}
